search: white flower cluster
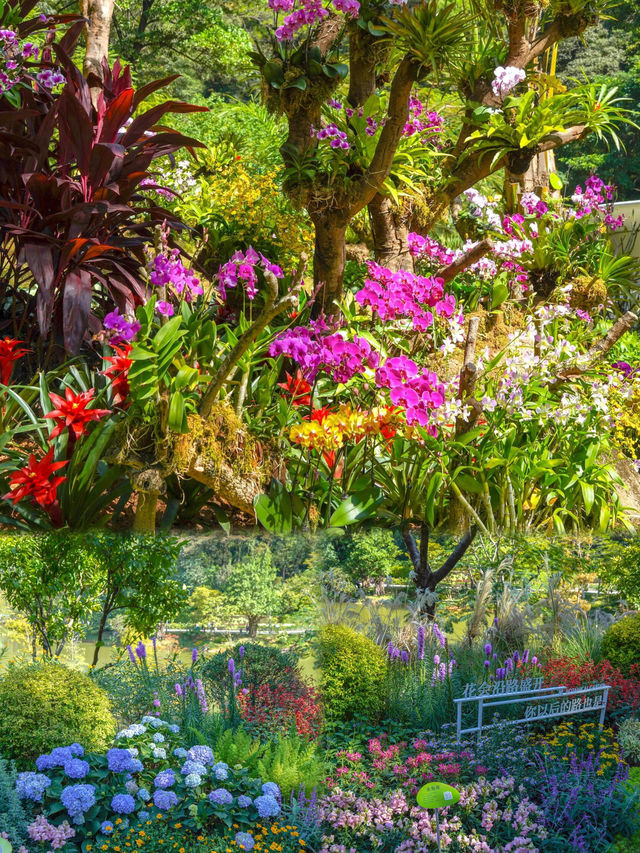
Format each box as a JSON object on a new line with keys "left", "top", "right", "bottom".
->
{"left": 491, "top": 66, "right": 526, "bottom": 99}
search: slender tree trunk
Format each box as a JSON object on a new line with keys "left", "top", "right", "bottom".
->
{"left": 81, "top": 0, "right": 115, "bottom": 82}
{"left": 369, "top": 194, "right": 414, "bottom": 272}
{"left": 92, "top": 602, "right": 111, "bottom": 668}
{"left": 133, "top": 490, "right": 159, "bottom": 534}
{"left": 311, "top": 215, "right": 348, "bottom": 316}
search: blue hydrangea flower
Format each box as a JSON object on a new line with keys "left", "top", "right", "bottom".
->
{"left": 261, "top": 782, "right": 280, "bottom": 798}
{"left": 111, "top": 793, "right": 136, "bottom": 814}
{"left": 181, "top": 760, "right": 207, "bottom": 777}
{"left": 254, "top": 794, "right": 280, "bottom": 818}
{"left": 213, "top": 762, "right": 229, "bottom": 781}
{"left": 127, "top": 747, "right": 139, "bottom": 757}
{"left": 141, "top": 715, "right": 156, "bottom": 724}
{"left": 15, "top": 772, "right": 51, "bottom": 802}
{"left": 152, "top": 748, "right": 167, "bottom": 760}
{"left": 209, "top": 788, "right": 233, "bottom": 806}
{"left": 237, "top": 795, "right": 253, "bottom": 808}
{"left": 137, "top": 788, "right": 151, "bottom": 801}
{"left": 152, "top": 732, "right": 165, "bottom": 743}
{"left": 153, "top": 789, "right": 178, "bottom": 810}
{"left": 187, "top": 744, "right": 214, "bottom": 766}
{"left": 125, "top": 779, "right": 139, "bottom": 795}
{"left": 64, "top": 759, "right": 90, "bottom": 780}
{"left": 138, "top": 810, "right": 150, "bottom": 821}
{"left": 116, "top": 724, "right": 147, "bottom": 739}
{"left": 169, "top": 724, "right": 180, "bottom": 734}
{"left": 235, "top": 832, "right": 255, "bottom": 851}
{"left": 101, "top": 821, "right": 115, "bottom": 835}
{"left": 149, "top": 718, "right": 167, "bottom": 729}
{"left": 154, "top": 769, "right": 175, "bottom": 789}
{"left": 36, "top": 745, "right": 78, "bottom": 771}
{"left": 173, "top": 747, "right": 188, "bottom": 759}
{"left": 60, "top": 784, "right": 96, "bottom": 817}
{"left": 184, "top": 773, "right": 202, "bottom": 788}
{"left": 106, "top": 748, "right": 139, "bottom": 774}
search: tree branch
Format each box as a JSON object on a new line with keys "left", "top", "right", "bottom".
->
{"left": 437, "top": 240, "right": 493, "bottom": 285}
{"left": 432, "top": 526, "right": 478, "bottom": 585}
{"left": 352, "top": 55, "right": 418, "bottom": 213}
{"left": 536, "top": 125, "right": 588, "bottom": 153}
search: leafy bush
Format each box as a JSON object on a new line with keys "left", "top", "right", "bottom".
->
{"left": 0, "top": 10, "right": 205, "bottom": 357}
{"left": 203, "top": 643, "right": 300, "bottom": 709}
{"left": 541, "top": 656, "right": 640, "bottom": 719}
{"left": 255, "top": 735, "right": 324, "bottom": 800}
{"left": 619, "top": 718, "right": 640, "bottom": 765}
{"left": 238, "top": 681, "right": 323, "bottom": 740}
{"left": 212, "top": 727, "right": 323, "bottom": 799}
{"left": 0, "top": 754, "right": 29, "bottom": 848}
{"left": 316, "top": 625, "right": 386, "bottom": 721}
{"left": 0, "top": 661, "right": 115, "bottom": 764}
{"left": 601, "top": 614, "right": 640, "bottom": 675}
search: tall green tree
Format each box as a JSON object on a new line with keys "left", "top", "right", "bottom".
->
{"left": 224, "top": 546, "right": 280, "bottom": 637}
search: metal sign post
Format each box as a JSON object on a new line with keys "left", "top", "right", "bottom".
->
{"left": 417, "top": 781, "right": 461, "bottom": 853}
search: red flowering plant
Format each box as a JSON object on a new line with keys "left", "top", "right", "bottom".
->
{"left": 541, "top": 656, "right": 640, "bottom": 720}
{"left": 237, "top": 680, "right": 323, "bottom": 740}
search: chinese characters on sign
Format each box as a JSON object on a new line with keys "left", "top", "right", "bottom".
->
{"left": 454, "top": 682, "right": 610, "bottom": 741}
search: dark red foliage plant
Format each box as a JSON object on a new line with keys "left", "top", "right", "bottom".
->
{"left": 0, "top": 0, "right": 206, "bottom": 359}
{"left": 237, "top": 680, "right": 324, "bottom": 740}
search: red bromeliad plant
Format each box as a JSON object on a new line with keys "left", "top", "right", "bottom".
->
{"left": 0, "top": 1, "right": 206, "bottom": 359}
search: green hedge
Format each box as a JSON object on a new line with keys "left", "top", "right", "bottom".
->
{"left": 601, "top": 614, "right": 640, "bottom": 675}
{"left": 316, "top": 624, "right": 386, "bottom": 721}
{"left": 0, "top": 661, "right": 116, "bottom": 766}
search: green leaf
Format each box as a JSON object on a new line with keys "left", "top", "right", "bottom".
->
{"left": 491, "top": 282, "right": 510, "bottom": 310}
{"left": 329, "top": 491, "right": 383, "bottom": 527}
{"left": 549, "top": 172, "right": 563, "bottom": 190}
{"left": 168, "top": 392, "right": 186, "bottom": 432}
{"left": 285, "top": 76, "right": 307, "bottom": 91}
{"left": 454, "top": 473, "right": 484, "bottom": 495}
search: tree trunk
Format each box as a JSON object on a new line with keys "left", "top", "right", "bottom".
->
{"left": 248, "top": 617, "right": 259, "bottom": 639}
{"left": 92, "top": 602, "right": 111, "bottom": 668}
{"left": 133, "top": 489, "right": 159, "bottom": 534}
{"left": 311, "top": 214, "right": 348, "bottom": 316}
{"left": 81, "top": 0, "right": 115, "bottom": 82}
{"left": 369, "top": 194, "right": 414, "bottom": 272}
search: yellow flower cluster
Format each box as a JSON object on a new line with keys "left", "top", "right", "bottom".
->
{"left": 88, "top": 817, "right": 306, "bottom": 853}
{"left": 536, "top": 721, "right": 624, "bottom": 776}
{"left": 190, "top": 160, "right": 313, "bottom": 271}
{"left": 290, "top": 405, "right": 401, "bottom": 452}
{"left": 610, "top": 385, "right": 640, "bottom": 462}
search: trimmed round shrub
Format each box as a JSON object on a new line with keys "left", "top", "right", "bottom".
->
{"left": 601, "top": 614, "right": 640, "bottom": 675}
{"left": 0, "top": 661, "right": 116, "bottom": 766}
{"left": 202, "top": 642, "right": 300, "bottom": 708}
{"left": 316, "top": 624, "right": 386, "bottom": 721}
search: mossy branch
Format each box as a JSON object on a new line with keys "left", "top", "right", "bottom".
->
{"left": 199, "top": 254, "right": 308, "bottom": 419}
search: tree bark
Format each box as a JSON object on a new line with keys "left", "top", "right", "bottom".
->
{"left": 369, "top": 194, "right": 414, "bottom": 271}
{"left": 133, "top": 489, "right": 159, "bottom": 534}
{"left": 310, "top": 214, "right": 348, "bottom": 316}
{"left": 81, "top": 0, "right": 115, "bottom": 82}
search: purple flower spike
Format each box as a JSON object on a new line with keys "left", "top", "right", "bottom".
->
{"left": 127, "top": 645, "right": 137, "bottom": 665}
{"left": 513, "top": 650, "right": 520, "bottom": 664}
{"left": 484, "top": 643, "right": 492, "bottom": 656}
{"left": 522, "top": 649, "right": 529, "bottom": 663}
{"left": 135, "top": 641, "right": 146, "bottom": 660}
{"left": 228, "top": 658, "right": 235, "bottom": 676}
{"left": 192, "top": 647, "right": 198, "bottom": 664}
{"left": 239, "top": 646, "right": 245, "bottom": 659}
{"left": 417, "top": 625, "right": 426, "bottom": 660}
{"left": 401, "top": 650, "right": 409, "bottom": 664}
{"left": 175, "top": 683, "right": 183, "bottom": 697}
{"left": 484, "top": 659, "right": 490, "bottom": 667}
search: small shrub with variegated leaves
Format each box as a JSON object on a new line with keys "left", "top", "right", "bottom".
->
{"left": 619, "top": 717, "right": 640, "bottom": 765}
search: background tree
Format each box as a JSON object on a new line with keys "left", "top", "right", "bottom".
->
{"left": 0, "top": 534, "right": 102, "bottom": 658}
{"left": 224, "top": 546, "right": 281, "bottom": 637}
{"left": 85, "top": 533, "right": 186, "bottom": 666}
{"left": 254, "top": 0, "right": 629, "bottom": 311}
{"left": 81, "top": 0, "right": 116, "bottom": 81}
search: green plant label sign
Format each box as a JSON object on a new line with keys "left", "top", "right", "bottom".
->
{"left": 0, "top": 839, "right": 12, "bottom": 853}
{"left": 417, "top": 781, "right": 461, "bottom": 809}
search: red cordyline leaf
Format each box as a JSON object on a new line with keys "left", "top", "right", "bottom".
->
{"left": 0, "top": 337, "right": 30, "bottom": 385}
{"left": 45, "top": 387, "right": 111, "bottom": 439}
{"left": 3, "top": 446, "right": 68, "bottom": 509}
